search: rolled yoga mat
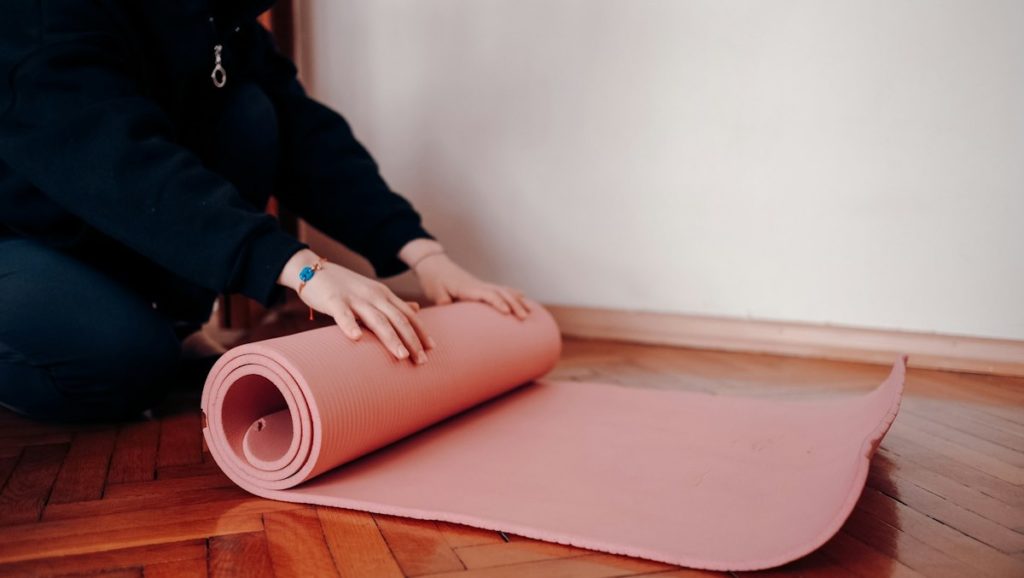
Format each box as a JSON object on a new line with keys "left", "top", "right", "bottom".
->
{"left": 201, "top": 300, "right": 905, "bottom": 571}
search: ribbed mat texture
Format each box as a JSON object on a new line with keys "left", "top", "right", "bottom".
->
{"left": 202, "top": 301, "right": 905, "bottom": 571}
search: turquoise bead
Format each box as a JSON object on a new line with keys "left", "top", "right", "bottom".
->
{"left": 299, "top": 266, "right": 315, "bottom": 282}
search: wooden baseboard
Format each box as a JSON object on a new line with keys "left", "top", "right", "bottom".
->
{"left": 545, "top": 304, "right": 1024, "bottom": 377}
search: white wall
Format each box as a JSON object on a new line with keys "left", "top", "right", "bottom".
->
{"left": 297, "top": 0, "right": 1024, "bottom": 341}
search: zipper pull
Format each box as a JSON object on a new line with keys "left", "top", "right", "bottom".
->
{"left": 211, "top": 44, "right": 227, "bottom": 88}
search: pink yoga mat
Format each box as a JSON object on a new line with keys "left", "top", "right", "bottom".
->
{"left": 201, "top": 301, "right": 905, "bottom": 571}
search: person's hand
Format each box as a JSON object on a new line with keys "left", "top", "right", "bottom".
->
{"left": 278, "top": 249, "right": 433, "bottom": 364}
{"left": 402, "top": 242, "right": 531, "bottom": 320}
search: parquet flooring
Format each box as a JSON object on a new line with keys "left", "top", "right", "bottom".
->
{"left": 0, "top": 309, "right": 1022, "bottom": 577}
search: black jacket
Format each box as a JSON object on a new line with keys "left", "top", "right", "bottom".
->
{"left": 0, "top": 0, "right": 433, "bottom": 320}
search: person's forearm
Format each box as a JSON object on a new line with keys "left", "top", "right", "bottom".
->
{"left": 399, "top": 238, "right": 446, "bottom": 271}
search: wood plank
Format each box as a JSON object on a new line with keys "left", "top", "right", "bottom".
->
{"left": 902, "top": 398, "right": 1024, "bottom": 452}
{"left": 842, "top": 504, "right": 978, "bottom": 578}
{"left": 107, "top": 421, "right": 160, "bottom": 484}
{"left": 735, "top": 549, "right": 858, "bottom": 578}
{"left": 317, "top": 507, "right": 403, "bottom": 578}
{"left": 157, "top": 460, "right": 224, "bottom": 479}
{"left": 103, "top": 472, "right": 234, "bottom": 500}
{"left": 156, "top": 411, "right": 203, "bottom": 469}
{"left": 48, "top": 429, "right": 117, "bottom": 504}
{"left": 373, "top": 514, "right": 465, "bottom": 576}
{"left": 911, "top": 372, "right": 1024, "bottom": 425}
{"left": 144, "top": 556, "right": 208, "bottom": 578}
{"left": 209, "top": 531, "right": 274, "bottom": 578}
{"left": 897, "top": 408, "right": 1024, "bottom": 467}
{"left": 929, "top": 369, "right": 1024, "bottom": 404}
{"left": 881, "top": 432, "right": 1024, "bottom": 507}
{"left": 0, "top": 417, "right": 105, "bottom": 437}
{"left": 264, "top": 509, "right": 340, "bottom": 578}
{"left": 0, "top": 443, "right": 67, "bottom": 525}
{"left": 0, "top": 513, "right": 260, "bottom": 563}
{"left": 0, "top": 540, "right": 205, "bottom": 578}
{"left": 874, "top": 448, "right": 1023, "bottom": 531}
{"left": 818, "top": 531, "right": 925, "bottom": 578}
{"left": 0, "top": 454, "right": 18, "bottom": 489}
{"left": 0, "top": 432, "right": 73, "bottom": 456}
{"left": 43, "top": 486, "right": 250, "bottom": 522}
{"left": 455, "top": 537, "right": 586, "bottom": 569}
{"left": 419, "top": 551, "right": 676, "bottom": 578}
{"left": 890, "top": 419, "right": 1024, "bottom": 483}
{"left": 435, "top": 520, "right": 507, "bottom": 548}
{"left": 630, "top": 570, "right": 727, "bottom": 578}
{"left": 0, "top": 497, "right": 303, "bottom": 561}
{"left": 867, "top": 466, "right": 1024, "bottom": 552}
{"left": 64, "top": 569, "right": 141, "bottom": 578}
{"left": 855, "top": 487, "right": 1024, "bottom": 577}
{"left": 962, "top": 410, "right": 1024, "bottom": 440}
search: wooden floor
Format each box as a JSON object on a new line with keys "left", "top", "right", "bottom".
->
{"left": 0, "top": 312, "right": 1022, "bottom": 577}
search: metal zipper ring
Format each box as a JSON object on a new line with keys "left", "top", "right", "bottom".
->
{"left": 211, "top": 44, "right": 227, "bottom": 88}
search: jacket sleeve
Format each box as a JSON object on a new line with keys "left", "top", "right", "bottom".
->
{"left": 248, "top": 23, "right": 435, "bottom": 279}
{"left": 0, "top": 4, "right": 309, "bottom": 308}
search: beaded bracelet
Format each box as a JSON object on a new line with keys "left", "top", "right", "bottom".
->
{"left": 297, "top": 256, "right": 327, "bottom": 320}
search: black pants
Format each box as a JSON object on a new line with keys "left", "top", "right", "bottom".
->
{"left": 0, "top": 235, "right": 208, "bottom": 421}
{"left": 0, "top": 80, "right": 279, "bottom": 422}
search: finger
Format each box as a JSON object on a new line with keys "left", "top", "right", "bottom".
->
{"left": 498, "top": 287, "right": 527, "bottom": 318}
{"left": 377, "top": 300, "right": 427, "bottom": 364}
{"left": 391, "top": 296, "right": 436, "bottom": 350}
{"left": 519, "top": 296, "right": 532, "bottom": 313}
{"left": 465, "top": 286, "right": 511, "bottom": 315}
{"left": 497, "top": 287, "right": 529, "bottom": 319}
{"left": 352, "top": 301, "right": 409, "bottom": 360}
{"left": 509, "top": 288, "right": 532, "bottom": 312}
{"left": 434, "top": 289, "right": 454, "bottom": 305}
{"left": 329, "top": 304, "right": 363, "bottom": 340}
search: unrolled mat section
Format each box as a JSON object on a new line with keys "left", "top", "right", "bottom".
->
{"left": 202, "top": 301, "right": 905, "bottom": 571}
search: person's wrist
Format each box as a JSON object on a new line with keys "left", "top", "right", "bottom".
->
{"left": 398, "top": 238, "right": 445, "bottom": 270}
{"left": 277, "top": 248, "right": 323, "bottom": 291}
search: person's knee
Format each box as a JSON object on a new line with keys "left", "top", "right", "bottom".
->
{"left": 53, "top": 313, "right": 183, "bottom": 413}
{"left": 86, "top": 312, "right": 183, "bottom": 387}
{"left": 0, "top": 237, "right": 184, "bottom": 421}
{"left": 20, "top": 346, "right": 179, "bottom": 423}
{"left": 0, "top": 323, "right": 182, "bottom": 422}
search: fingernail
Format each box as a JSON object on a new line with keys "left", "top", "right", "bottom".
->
{"left": 427, "top": 337, "right": 437, "bottom": 348}
{"left": 396, "top": 347, "right": 409, "bottom": 359}
{"left": 415, "top": 352, "right": 428, "bottom": 365}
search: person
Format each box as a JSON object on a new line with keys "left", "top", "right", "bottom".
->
{"left": 0, "top": 0, "right": 530, "bottom": 422}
